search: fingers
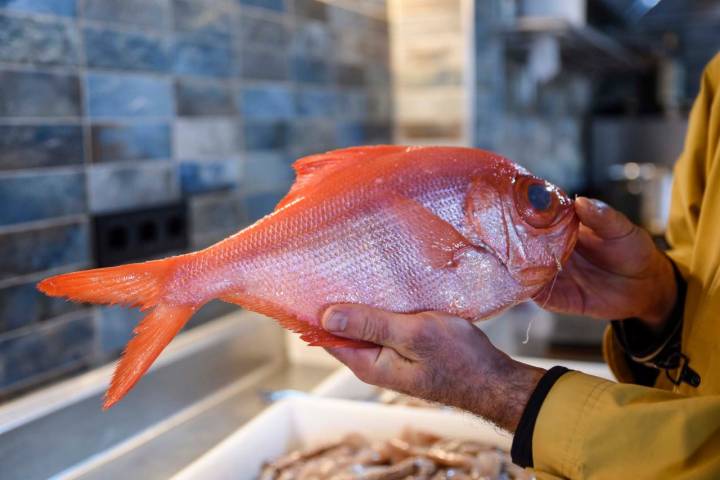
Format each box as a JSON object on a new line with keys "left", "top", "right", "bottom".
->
{"left": 574, "top": 197, "right": 636, "bottom": 241}
{"left": 322, "top": 307, "right": 502, "bottom": 411}
{"left": 324, "top": 346, "right": 417, "bottom": 389}
{"left": 321, "top": 304, "right": 436, "bottom": 358}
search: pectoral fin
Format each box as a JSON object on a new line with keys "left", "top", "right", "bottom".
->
{"left": 385, "top": 194, "right": 474, "bottom": 269}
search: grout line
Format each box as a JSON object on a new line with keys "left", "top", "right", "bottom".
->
{"left": 0, "top": 165, "right": 85, "bottom": 178}
{"left": 76, "top": 7, "right": 95, "bottom": 223}
{"left": 0, "top": 357, "right": 92, "bottom": 402}
{"left": 0, "top": 213, "right": 87, "bottom": 235}
{"left": 0, "top": 262, "right": 91, "bottom": 290}
{"left": 0, "top": 309, "right": 92, "bottom": 344}
{"left": 0, "top": 8, "right": 76, "bottom": 25}
{"left": 0, "top": 117, "right": 83, "bottom": 124}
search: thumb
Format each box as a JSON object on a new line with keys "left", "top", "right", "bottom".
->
{"left": 321, "top": 304, "right": 418, "bottom": 353}
{"left": 575, "top": 197, "right": 635, "bottom": 240}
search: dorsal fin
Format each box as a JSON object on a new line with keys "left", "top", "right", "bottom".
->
{"left": 274, "top": 145, "right": 407, "bottom": 210}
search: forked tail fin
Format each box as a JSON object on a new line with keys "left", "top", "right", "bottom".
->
{"left": 37, "top": 259, "right": 173, "bottom": 310}
{"left": 37, "top": 258, "right": 199, "bottom": 409}
{"left": 103, "top": 303, "right": 196, "bottom": 409}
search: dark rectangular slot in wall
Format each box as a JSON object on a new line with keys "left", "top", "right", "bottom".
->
{"left": 93, "top": 204, "right": 188, "bottom": 267}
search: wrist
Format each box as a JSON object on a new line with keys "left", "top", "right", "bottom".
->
{"left": 636, "top": 253, "right": 678, "bottom": 333}
{"left": 468, "top": 351, "right": 545, "bottom": 432}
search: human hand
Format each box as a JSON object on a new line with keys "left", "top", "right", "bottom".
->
{"left": 321, "top": 305, "right": 545, "bottom": 432}
{"left": 534, "top": 197, "right": 677, "bottom": 331}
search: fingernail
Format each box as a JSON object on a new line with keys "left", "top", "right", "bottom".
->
{"left": 588, "top": 198, "right": 608, "bottom": 213}
{"left": 323, "top": 310, "right": 348, "bottom": 332}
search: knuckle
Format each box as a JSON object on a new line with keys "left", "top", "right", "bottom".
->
{"left": 408, "top": 320, "right": 439, "bottom": 357}
{"left": 359, "top": 312, "right": 391, "bottom": 344}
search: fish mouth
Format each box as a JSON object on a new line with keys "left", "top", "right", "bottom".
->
{"left": 506, "top": 206, "right": 579, "bottom": 288}
{"left": 514, "top": 266, "right": 561, "bottom": 287}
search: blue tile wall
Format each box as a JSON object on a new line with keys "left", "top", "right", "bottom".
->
{"left": 83, "top": 27, "right": 169, "bottom": 73}
{"left": 0, "top": 282, "right": 82, "bottom": 333}
{"left": 239, "top": 86, "right": 295, "bottom": 119}
{"left": 238, "top": 0, "right": 285, "bottom": 12}
{"left": 243, "top": 122, "right": 289, "bottom": 151}
{"left": 293, "top": 0, "right": 326, "bottom": 21}
{"left": 243, "top": 152, "right": 293, "bottom": 193}
{"left": 244, "top": 190, "right": 285, "bottom": 221}
{"left": 0, "top": 125, "right": 83, "bottom": 170}
{"left": 97, "top": 306, "right": 140, "bottom": 356}
{"left": 239, "top": 48, "right": 289, "bottom": 80}
{"left": 91, "top": 124, "right": 171, "bottom": 162}
{"left": 179, "top": 159, "right": 240, "bottom": 194}
{"left": 83, "top": 0, "right": 170, "bottom": 29}
{"left": 0, "top": 314, "right": 94, "bottom": 390}
{"left": 0, "top": 222, "right": 89, "bottom": 280}
{"left": 0, "top": 0, "right": 76, "bottom": 16}
{"left": 0, "top": 14, "right": 80, "bottom": 66}
{"left": 0, "top": 0, "right": 391, "bottom": 397}
{"left": 88, "top": 162, "right": 180, "bottom": 212}
{"left": 296, "top": 89, "right": 337, "bottom": 116}
{"left": 290, "top": 56, "right": 329, "bottom": 84}
{"left": 337, "top": 91, "right": 369, "bottom": 118}
{"left": 0, "top": 71, "right": 80, "bottom": 117}
{"left": 335, "top": 63, "right": 367, "bottom": 87}
{"left": 173, "top": 0, "right": 234, "bottom": 34}
{"left": 238, "top": 15, "right": 289, "bottom": 49}
{"left": 0, "top": 171, "right": 86, "bottom": 225}
{"left": 189, "top": 190, "right": 246, "bottom": 239}
{"left": 288, "top": 120, "right": 337, "bottom": 155}
{"left": 176, "top": 79, "right": 235, "bottom": 116}
{"left": 291, "top": 21, "right": 333, "bottom": 58}
{"left": 174, "top": 118, "right": 240, "bottom": 158}
{"left": 173, "top": 31, "right": 234, "bottom": 77}
{"left": 336, "top": 123, "right": 366, "bottom": 147}
{"left": 86, "top": 73, "right": 174, "bottom": 118}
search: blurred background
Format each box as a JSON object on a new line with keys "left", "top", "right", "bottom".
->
{"left": 0, "top": 0, "right": 392, "bottom": 401}
{"left": 0, "top": 0, "right": 718, "bottom": 477}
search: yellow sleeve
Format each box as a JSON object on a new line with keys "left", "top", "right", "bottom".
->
{"left": 665, "top": 52, "right": 719, "bottom": 275}
{"left": 601, "top": 53, "right": 720, "bottom": 382}
{"left": 532, "top": 372, "right": 720, "bottom": 479}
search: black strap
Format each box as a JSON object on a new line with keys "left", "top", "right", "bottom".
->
{"left": 611, "top": 259, "right": 700, "bottom": 388}
{"left": 511, "top": 366, "right": 571, "bottom": 468}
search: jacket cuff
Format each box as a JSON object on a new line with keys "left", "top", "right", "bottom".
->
{"left": 510, "top": 366, "right": 570, "bottom": 468}
{"left": 611, "top": 258, "right": 686, "bottom": 363}
{"left": 609, "top": 259, "right": 699, "bottom": 387}
{"left": 530, "top": 372, "right": 614, "bottom": 479}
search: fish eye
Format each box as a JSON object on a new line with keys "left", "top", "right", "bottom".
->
{"left": 527, "top": 183, "right": 552, "bottom": 211}
{"left": 514, "top": 175, "right": 566, "bottom": 229}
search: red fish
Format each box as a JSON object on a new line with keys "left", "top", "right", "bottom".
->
{"left": 38, "top": 146, "right": 578, "bottom": 408}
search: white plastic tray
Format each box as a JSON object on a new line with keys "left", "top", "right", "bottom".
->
{"left": 172, "top": 396, "right": 511, "bottom": 480}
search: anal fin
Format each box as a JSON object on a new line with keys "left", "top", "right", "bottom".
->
{"left": 220, "top": 293, "right": 373, "bottom": 348}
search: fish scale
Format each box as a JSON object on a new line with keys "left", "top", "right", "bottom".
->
{"left": 37, "top": 145, "right": 578, "bottom": 408}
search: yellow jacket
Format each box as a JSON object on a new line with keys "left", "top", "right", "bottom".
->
{"left": 530, "top": 53, "right": 720, "bottom": 479}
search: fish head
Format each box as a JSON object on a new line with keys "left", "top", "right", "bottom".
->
{"left": 465, "top": 167, "right": 578, "bottom": 289}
